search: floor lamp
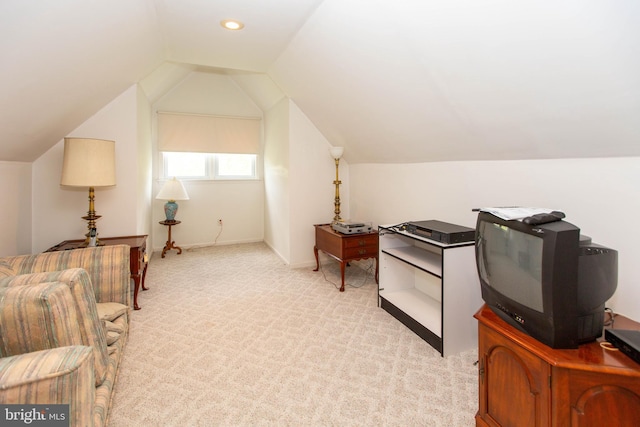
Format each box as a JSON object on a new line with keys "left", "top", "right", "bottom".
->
{"left": 330, "top": 146, "right": 344, "bottom": 223}
{"left": 61, "top": 138, "right": 116, "bottom": 246}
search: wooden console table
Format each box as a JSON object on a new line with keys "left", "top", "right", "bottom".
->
{"left": 313, "top": 223, "right": 379, "bottom": 292}
{"left": 475, "top": 304, "right": 640, "bottom": 426}
{"left": 46, "top": 235, "right": 148, "bottom": 311}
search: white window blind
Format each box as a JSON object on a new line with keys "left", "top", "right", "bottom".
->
{"left": 158, "top": 112, "right": 261, "bottom": 154}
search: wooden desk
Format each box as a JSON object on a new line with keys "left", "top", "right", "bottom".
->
{"left": 475, "top": 304, "right": 640, "bottom": 426}
{"left": 46, "top": 235, "right": 149, "bottom": 311}
{"left": 313, "top": 223, "right": 379, "bottom": 292}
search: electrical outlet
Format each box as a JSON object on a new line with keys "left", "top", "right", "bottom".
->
{"left": 218, "top": 219, "right": 223, "bottom": 226}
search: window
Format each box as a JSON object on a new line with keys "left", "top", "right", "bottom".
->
{"left": 164, "top": 152, "right": 207, "bottom": 178}
{"left": 157, "top": 112, "right": 261, "bottom": 181}
{"left": 162, "top": 152, "right": 257, "bottom": 180}
{"left": 214, "top": 154, "right": 256, "bottom": 179}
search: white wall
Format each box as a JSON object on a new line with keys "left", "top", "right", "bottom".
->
{"left": 0, "top": 161, "right": 32, "bottom": 256}
{"left": 137, "top": 85, "right": 154, "bottom": 249}
{"left": 350, "top": 157, "right": 640, "bottom": 321}
{"left": 263, "top": 98, "right": 350, "bottom": 267}
{"left": 263, "top": 98, "right": 291, "bottom": 262}
{"left": 289, "top": 101, "right": 349, "bottom": 267}
{"left": 32, "top": 85, "right": 148, "bottom": 252}
{"left": 151, "top": 71, "right": 264, "bottom": 251}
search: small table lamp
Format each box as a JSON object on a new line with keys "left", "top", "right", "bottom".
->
{"left": 329, "top": 146, "right": 344, "bottom": 223}
{"left": 156, "top": 177, "right": 189, "bottom": 221}
{"left": 60, "top": 138, "right": 116, "bottom": 246}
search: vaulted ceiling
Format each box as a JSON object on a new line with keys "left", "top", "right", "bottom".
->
{"left": 2, "top": 1, "right": 639, "bottom": 163}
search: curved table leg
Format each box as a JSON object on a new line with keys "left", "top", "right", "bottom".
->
{"left": 133, "top": 274, "right": 141, "bottom": 310}
{"left": 375, "top": 256, "right": 379, "bottom": 283}
{"left": 161, "top": 224, "right": 182, "bottom": 258}
{"left": 141, "top": 263, "right": 149, "bottom": 291}
{"left": 313, "top": 246, "right": 320, "bottom": 271}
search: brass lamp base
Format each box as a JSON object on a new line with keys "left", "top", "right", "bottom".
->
{"left": 80, "top": 186, "right": 105, "bottom": 247}
{"left": 333, "top": 157, "right": 342, "bottom": 223}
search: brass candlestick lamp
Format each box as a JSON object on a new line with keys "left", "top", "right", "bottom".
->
{"left": 329, "top": 146, "right": 344, "bottom": 223}
{"left": 60, "top": 138, "right": 116, "bottom": 247}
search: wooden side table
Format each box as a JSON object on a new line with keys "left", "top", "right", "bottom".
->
{"left": 313, "top": 223, "right": 379, "bottom": 291}
{"left": 46, "top": 235, "right": 148, "bottom": 310}
{"left": 159, "top": 220, "right": 182, "bottom": 258}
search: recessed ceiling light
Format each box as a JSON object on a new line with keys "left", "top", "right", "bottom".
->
{"left": 221, "top": 20, "right": 244, "bottom": 31}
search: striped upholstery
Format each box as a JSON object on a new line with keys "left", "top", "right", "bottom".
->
{"left": 0, "top": 269, "right": 111, "bottom": 387}
{"left": 0, "top": 246, "right": 132, "bottom": 427}
{"left": 95, "top": 336, "right": 125, "bottom": 427}
{"left": 0, "top": 346, "right": 95, "bottom": 427}
{"left": 0, "top": 281, "right": 83, "bottom": 356}
{"left": 0, "top": 261, "right": 14, "bottom": 278}
{"left": 5, "top": 245, "right": 131, "bottom": 307}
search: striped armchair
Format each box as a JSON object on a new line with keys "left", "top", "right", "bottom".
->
{"left": 0, "top": 245, "right": 131, "bottom": 427}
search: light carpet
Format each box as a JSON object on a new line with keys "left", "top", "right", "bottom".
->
{"left": 108, "top": 242, "right": 478, "bottom": 426}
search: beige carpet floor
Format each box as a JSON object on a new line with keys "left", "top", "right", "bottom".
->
{"left": 108, "top": 242, "right": 478, "bottom": 426}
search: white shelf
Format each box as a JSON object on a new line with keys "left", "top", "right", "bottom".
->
{"left": 379, "top": 288, "right": 442, "bottom": 337}
{"left": 382, "top": 246, "right": 442, "bottom": 277}
{"left": 378, "top": 224, "right": 482, "bottom": 357}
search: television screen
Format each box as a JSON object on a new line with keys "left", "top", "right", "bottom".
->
{"left": 475, "top": 211, "right": 618, "bottom": 348}
{"left": 477, "top": 222, "right": 544, "bottom": 312}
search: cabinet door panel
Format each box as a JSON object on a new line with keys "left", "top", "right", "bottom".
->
{"left": 479, "top": 324, "right": 550, "bottom": 427}
{"left": 567, "top": 370, "right": 640, "bottom": 426}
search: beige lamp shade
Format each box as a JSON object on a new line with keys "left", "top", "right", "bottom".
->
{"left": 156, "top": 177, "right": 190, "bottom": 201}
{"left": 61, "top": 138, "right": 116, "bottom": 187}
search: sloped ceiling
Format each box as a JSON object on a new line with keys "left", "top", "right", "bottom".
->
{"left": 0, "top": 1, "right": 165, "bottom": 161}
{"left": 1, "top": 0, "right": 639, "bottom": 163}
{"left": 270, "top": 1, "right": 640, "bottom": 163}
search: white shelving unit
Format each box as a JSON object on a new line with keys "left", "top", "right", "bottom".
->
{"left": 378, "top": 224, "right": 483, "bottom": 356}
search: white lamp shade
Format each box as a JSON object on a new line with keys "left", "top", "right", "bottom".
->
{"left": 156, "top": 177, "right": 190, "bottom": 201}
{"left": 329, "top": 146, "right": 344, "bottom": 160}
{"left": 61, "top": 138, "right": 116, "bottom": 187}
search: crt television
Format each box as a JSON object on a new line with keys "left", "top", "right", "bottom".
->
{"left": 475, "top": 212, "right": 618, "bottom": 349}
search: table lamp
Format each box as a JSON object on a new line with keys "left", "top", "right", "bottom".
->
{"left": 60, "top": 137, "right": 116, "bottom": 246}
{"left": 156, "top": 177, "right": 189, "bottom": 222}
{"left": 329, "top": 146, "right": 344, "bottom": 223}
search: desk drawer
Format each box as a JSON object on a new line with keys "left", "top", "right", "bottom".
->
{"left": 344, "top": 245, "right": 378, "bottom": 259}
{"left": 343, "top": 234, "right": 378, "bottom": 249}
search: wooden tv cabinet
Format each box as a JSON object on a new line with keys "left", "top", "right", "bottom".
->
{"left": 475, "top": 305, "right": 640, "bottom": 426}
